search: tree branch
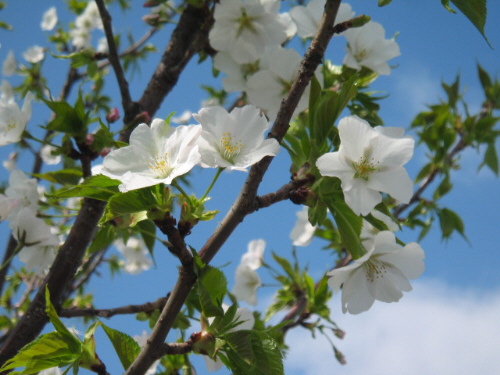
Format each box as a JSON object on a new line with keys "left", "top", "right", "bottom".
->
{"left": 124, "top": 2, "right": 342, "bottom": 374}
{"left": 60, "top": 295, "right": 169, "bottom": 318}
{"left": 95, "top": 0, "right": 133, "bottom": 119}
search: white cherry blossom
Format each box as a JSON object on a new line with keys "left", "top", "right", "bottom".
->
{"left": 343, "top": 21, "right": 400, "bottom": 75}
{"left": 193, "top": 105, "right": 280, "bottom": 171}
{"left": 2, "top": 51, "right": 16, "bottom": 77}
{"left": 232, "top": 264, "right": 261, "bottom": 306}
{"left": 0, "top": 194, "right": 18, "bottom": 221}
{"left": 246, "top": 48, "right": 321, "bottom": 121}
{"left": 4, "top": 169, "right": 39, "bottom": 220}
{"left": 170, "top": 110, "right": 192, "bottom": 125}
{"left": 1, "top": 80, "right": 14, "bottom": 102}
{"left": 291, "top": 0, "right": 354, "bottom": 39}
{"left": 241, "top": 239, "right": 265, "bottom": 270}
{"left": 328, "top": 231, "right": 424, "bottom": 314}
{"left": 40, "top": 145, "right": 62, "bottom": 165}
{"left": 209, "top": 0, "right": 288, "bottom": 64}
{"left": 23, "top": 46, "right": 45, "bottom": 64}
{"left": 290, "top": 206, "right": 316, "bottom": 247}
{"left": 2, "top": 151, "right": 17, "bottom": 171}
{"left": 10, "top": 208, "right": 60, "bottom": 274}
{"left": 114, "top": 237, "right": 152, "bottom": 275}
{"left": 41, "top": 7, "right": 58, "bottom": 31}
{"left": 0, "top": 92, "right": 33, "bottom": 147}
{"left": 101, "top": 119, "right": 201, "bottom": 192}
{"left": 316, "top": 115, "right": 414, "bottom": 216}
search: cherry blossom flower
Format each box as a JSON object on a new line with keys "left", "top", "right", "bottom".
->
{"left": 291, "top": 0, "right": 354, "bottom": 39}
{"left": 101, "top": 119, "right": 201, "bottom": 192}
{"left": 193, "top": 105, "right": 280, "bottom": 171}
{"left": 2, "top": 51, "right": 16, "bottom": 77}
{"left": 134, "top": 331, "right": 160, "bottom": 375}
{"left": 204, "top": 304, "right": 255, "bottom": 372}
{"left": 40, "top": 145, "right": 62, "bottom": 165}
{"left": 232, "top": 264, "right": 261, "bottom": 306}
{"left": 114, "top": 237, "right": 152, "bottom": 275}
{"left": 343, "top": 21, "right": 400, "bottom": 75}
{"left": 23, "top": 46, "right": 45, "bottom": 64}
{"left": 246, "top": 48, "right": 321, "bottom": 121}
{"left": 316, "top": 116, "right": 414, "bottom": 216}
{"left": 170, "top": 110, "right": 192, "bottom": 125}
{"left": 41, "top": 7, "right": 58, "bottom": 31}
{"left": 1, "top": 80, "right": 14, "bottom": 102}
{"left": 70, "top": 1, "right": 104, "bottom": 49}
{"left": 0, "top": 195, "right": 18, "bottom": 221}
{"left": 4, "top": 169, "right": 39, "bottom": 220}
{"left": 290, "top": 206, "right": 316, "bottom": 247}
{"left": 328, "top": 231, "right": 424, "bottom": 314}
{"left": 241, "top": 239, "right": 265, "bottom": 270}
{"left": 10, "top": 208, "right": 60, "bottom": 274}
{"left": 2, "top": 151, "right": 18, "bottom": 171}
{"left": 0, "top": 92, "right": 33, "bottom": 147}
{"left": 209, "top": 0, "right": 288, "bottom": 64}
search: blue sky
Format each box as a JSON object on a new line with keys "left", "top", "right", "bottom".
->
{"left": 1, "top": 1, "right": 500, "bottom": 374}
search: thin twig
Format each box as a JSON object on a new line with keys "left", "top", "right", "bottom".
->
{"left": 60, "top": 295, "right": 169, "bottom": 318}
{"left": 95, "top": 0, "right": 133, "bottom": 118}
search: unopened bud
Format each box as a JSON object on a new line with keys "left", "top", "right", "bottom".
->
{"left": 106, "top": 107, "right": 120, "bottom": 123}
{"left": 190, "top": 331, "right": 216, "bottom": 357}
{"left": 289, "top": 187, "right": 317, "bottom": 206}
{"left": 350, "top": 15, "right": 371, "bottom": 28}
{"left": 100, "top": 147, "right": 111, "bottom": 157}
{"left": 86, "top": 134, "right": 94, "bottom": 145}
{"left": 143, "top": 14, "right": 161, "bottom": 27}
{"left": 332, "top": 328, "right": 345, "bottom": 340}
{"left": 143, "top": 0, "right": 163, "bottom": 7}
{"left": 334, "top": 346, "right": 347, "bottom": 365}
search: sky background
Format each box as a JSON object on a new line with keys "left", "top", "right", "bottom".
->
{"left": 1, "top": 0, "right": 500, "bottom": 374}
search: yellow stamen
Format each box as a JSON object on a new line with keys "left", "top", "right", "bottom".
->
{"left": 149, "top": 152, "right": 173, "bottom": 178}
{"left": 219, "top": 132, "right": 242, "bottom": 163}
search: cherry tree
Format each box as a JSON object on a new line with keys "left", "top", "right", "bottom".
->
{"left": 0, "top": 0, "right": 498, "bottom": 374}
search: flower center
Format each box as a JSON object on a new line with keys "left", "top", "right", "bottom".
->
{"left": 353, "top": 157, "right": 379, "bottom": 180}
{"left": 2, "top": 118, "right": 18, "bottom": 135}
{"left": 237, "top": 8, "right": 257, "bottom": 36}
{"left": 149, "top": 153, "right": 173, "bottom": 178}
{"left": 363, "top": 260, "right": 387, "bottom": 283}
{"left": 354, "top": 48, "right": 368, "bottom": 63}
{"left": 219, "top": 132, "right": 242, "bottom": 163}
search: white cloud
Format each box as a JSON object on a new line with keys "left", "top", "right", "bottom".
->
{"left": 284, "top": 279, "right": 500, "bottom": 375}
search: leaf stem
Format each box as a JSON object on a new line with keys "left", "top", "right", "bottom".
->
{"left": 201, "top": 167, "right": 223, "bottom": 201}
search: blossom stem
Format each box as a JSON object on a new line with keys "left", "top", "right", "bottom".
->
{"left": 0, "top": 242, "right": 24, "bottom": 272}
{"left": 171, "top": 181, "right": 192, "bottom": 205}
{"left": 201, "top": 167, "right": 223, "bottom": 201}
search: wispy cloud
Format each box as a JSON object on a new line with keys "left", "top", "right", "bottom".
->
{"left": 284, "top": 280, "right": 500, "bottom": 375}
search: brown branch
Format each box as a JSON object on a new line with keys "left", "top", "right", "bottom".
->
{"left": 153, "top": 214, "right": 193, "bottom": 267}
{"left": 95, "top": 0, "right": 133, "bottom": 118}
{"left": 0, "top": 198, "right": 106, "bottom": 368}
{"left": 393, "top": 134, "right": 467, "bottom": 218}
{"left": 60, "top": 295, "right": 169, "bottom": 318}
{"left": 124, "top": 2, "right": 342, "bottom": 374}
{"left": 121, "top": 2, "right": 214, "bottom": 142}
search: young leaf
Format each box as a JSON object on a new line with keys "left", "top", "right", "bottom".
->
{"left": 197, "top": 266, "right": 227, "bottom": 317}
{"left": 33, "top": 169, "right": 83, "bottom": 186}
{"left": 101, "top": 323, "right": 141, "bottom": 371}
{"left": 47, "top": 175, "right": 121, "bottom": 201}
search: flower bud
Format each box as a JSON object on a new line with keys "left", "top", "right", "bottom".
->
{"left": 106, "top": 107, "right": 120, "bottom": 123}
{"left": 350, "top": 15, "right": 371, "bottom": 29}
{"left": 190, "top": 331, "right": 216, "bottom": 357}
{"left": 143, "top": 14, "right": 161, "bottom": 27}
{"left": 86, "top": 134, "right": 94, "bottom": 145}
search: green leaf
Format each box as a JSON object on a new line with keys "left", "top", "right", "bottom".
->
{"left": 479, "top": 142, "right": 499, "bottom": 175}
{"left": 442, "top": 0, "right": 491, "bottom": 48}
{"left": 198, "top": 266, "right": 227, "bottom": 317}
{"left": 272, "top": 252, "right": 299, "bottom": 284}
{"left": 33, "top": 169, "right": 83, "bottom": 186}
{"left": 47, "top": 175, "right": 121, "bottom": 201}
{"left": 223, "top": 330, "right": 283, "bottom": 375}
{"left": 433, "top": 175, "right": 453, "bottom": 200}
{"left": 477, "top": 62, "right": 492, "bottom": 93}
{"left": 45, "top": 287, "right": 82, "bottom": 354}
{"left": 87, "top": 225, "right": 116, "bottom": 254}
{"left": 322, "top": 195, "right": 363, "bottom": 259}
{"left": 101, "top": 323, "right": 141, "bottom": 371}
{"left": 136, "top": 220, "right": 157, "bottom": 254}
{"left": 437, "top": 208, "right": 468, "bottom": 241}
{"left": 0, "top": 332, "right": 78, "bottom": 374}
{"left": 378, "top": 0, "right": 393, "bottom": 5}
{"left": 43, "top": 98, "right": 86, "bottom": 136}
{"left": 101, "top": 186, "right": 163, "bottom": 223}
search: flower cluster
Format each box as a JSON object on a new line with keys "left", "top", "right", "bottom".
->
{"left": 70, "top": 1, "right": 106, "bottom": 50}
{"left": 101, "top": 105, "right": 280, "bottom": 191}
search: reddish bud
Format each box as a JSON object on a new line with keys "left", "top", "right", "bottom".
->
{"left": 190, "top": 331, "right": 216, "bottom": 357}
{"left": 86, "top": 134, "right": 94, "bottom": 145}
{"left": 142, "top": 14, "right": 161, "bottom": 26}
{"left": 106, "top": 107, "right": 120, "bottom": 123}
